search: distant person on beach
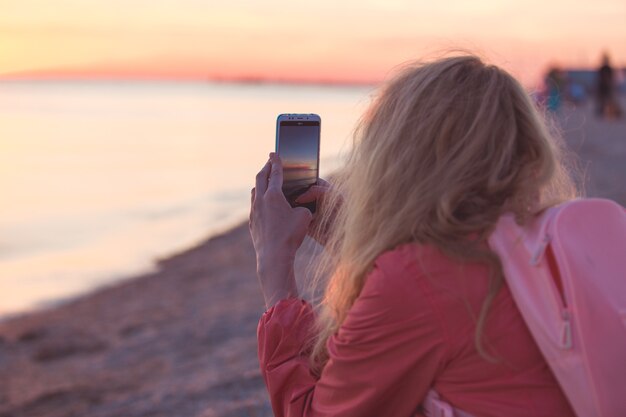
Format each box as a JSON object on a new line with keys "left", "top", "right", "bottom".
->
{"left": 249, "top": 56, "right": 582, "bottom": 416}
{"left": 544, "top": 66, "right": 564, "bottom": 111}
{"left": 596, "top": 53, "right": 622, "bottom": 119}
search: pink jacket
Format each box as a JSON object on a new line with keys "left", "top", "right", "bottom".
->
{"left": 257, "top": 243, "right": 576, "bottom": 417}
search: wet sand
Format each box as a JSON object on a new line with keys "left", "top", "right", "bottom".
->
{"left": 0, "top": 99, "right": 624, "bottom": 417}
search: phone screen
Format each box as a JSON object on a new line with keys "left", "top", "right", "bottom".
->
{"left": 277, "top": 120, "right": 320, "bottom": 211}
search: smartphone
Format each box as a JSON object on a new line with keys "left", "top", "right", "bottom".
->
{"left": 275, "top": 113, "right": 321, "bottom": 213}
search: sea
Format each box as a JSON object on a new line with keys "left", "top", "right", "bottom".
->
{"left": 0, "top": 80, "right": 373, "bottom": 316}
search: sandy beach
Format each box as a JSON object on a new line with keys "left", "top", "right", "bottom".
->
{"left": 0, "top": 99, "right": 624, "bottom": 417}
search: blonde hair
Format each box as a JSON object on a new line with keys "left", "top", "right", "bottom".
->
{"left": 305, "top": 54, "right": 579, "bottom": 373}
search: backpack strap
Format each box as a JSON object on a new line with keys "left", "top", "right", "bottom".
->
{"left": 421, "top": 389, "right": 476, "bottom": 417}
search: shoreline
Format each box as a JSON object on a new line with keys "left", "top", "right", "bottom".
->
{"left": 0, "top": 99, "right": 624, "bottom": 417}
{"left": 0, "top": 221, "right": 275, "bottom": 417}
{"left": 0, "top": 210, "right": 244, "bottom": 317}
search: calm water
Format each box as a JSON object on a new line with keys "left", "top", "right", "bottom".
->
{"left": 0, "top": 81, "right": 373, "bottom": 315}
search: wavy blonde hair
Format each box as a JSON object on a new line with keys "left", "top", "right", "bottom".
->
{"left": 304, "top": 54, "right": 579, "bottom": 373}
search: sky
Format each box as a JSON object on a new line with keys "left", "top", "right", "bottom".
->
{"left": 1, "top": 0, "right": 626, "bottom": 87}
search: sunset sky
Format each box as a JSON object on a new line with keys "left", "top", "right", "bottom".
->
{"left": 1, "top": 0, "right": 625, "bottom": 86}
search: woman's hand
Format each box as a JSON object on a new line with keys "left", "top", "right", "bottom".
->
{"left": 249, "top": 153, "right": 313, "bottom": 309}
{"left": 295, "top": 178, "right": 338, "bottom": 246}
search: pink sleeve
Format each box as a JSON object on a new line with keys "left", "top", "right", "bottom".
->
{"left": 257, "top": 260, "right": 448, "bottom": 417}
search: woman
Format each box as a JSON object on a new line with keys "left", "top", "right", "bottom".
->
{"left": 249, "top": 55, "right": 578, "bottom": 416}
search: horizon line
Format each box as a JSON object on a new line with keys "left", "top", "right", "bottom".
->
{"left": 0, "top": 70, "right": 381, "bottom": 88}
{"left": 1, "top": 65, "right": 622, "bottom": 89}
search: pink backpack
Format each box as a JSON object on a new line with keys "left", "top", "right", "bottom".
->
{"left": 489, "top": 198, "right": 626, "bottom": 416}
{"left": 423, "top": 198, "right": 626, "bottom": 417}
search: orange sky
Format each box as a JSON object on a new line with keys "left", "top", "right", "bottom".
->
{"left": 1, "top": 0, "right": 626, "bottom": 87}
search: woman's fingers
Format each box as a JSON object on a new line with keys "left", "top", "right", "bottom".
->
{"left": 316, "top": 178, "right": 331, "bottom": 188}
{"left": 296, "top": 178, "right": 331, "bottom": 203}
{"left": 267, "top": 153, "right": 284, "bottom": 193}
{"left": 255, "top": 159, "right": 272, "bottom": 196}
{"left": 295, "top": 185, "right": 329, "bottom": 203}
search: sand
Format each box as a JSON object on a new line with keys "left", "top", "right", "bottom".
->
{"left": 0, "top": 99, "right": 624, "bottom": 417}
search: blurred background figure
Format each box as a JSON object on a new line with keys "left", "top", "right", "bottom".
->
{"left": 545, "top": 66, "right": 565, "bottom": 111}
{"left": 597, "top": 53, "right": 623, "bottom": 119}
